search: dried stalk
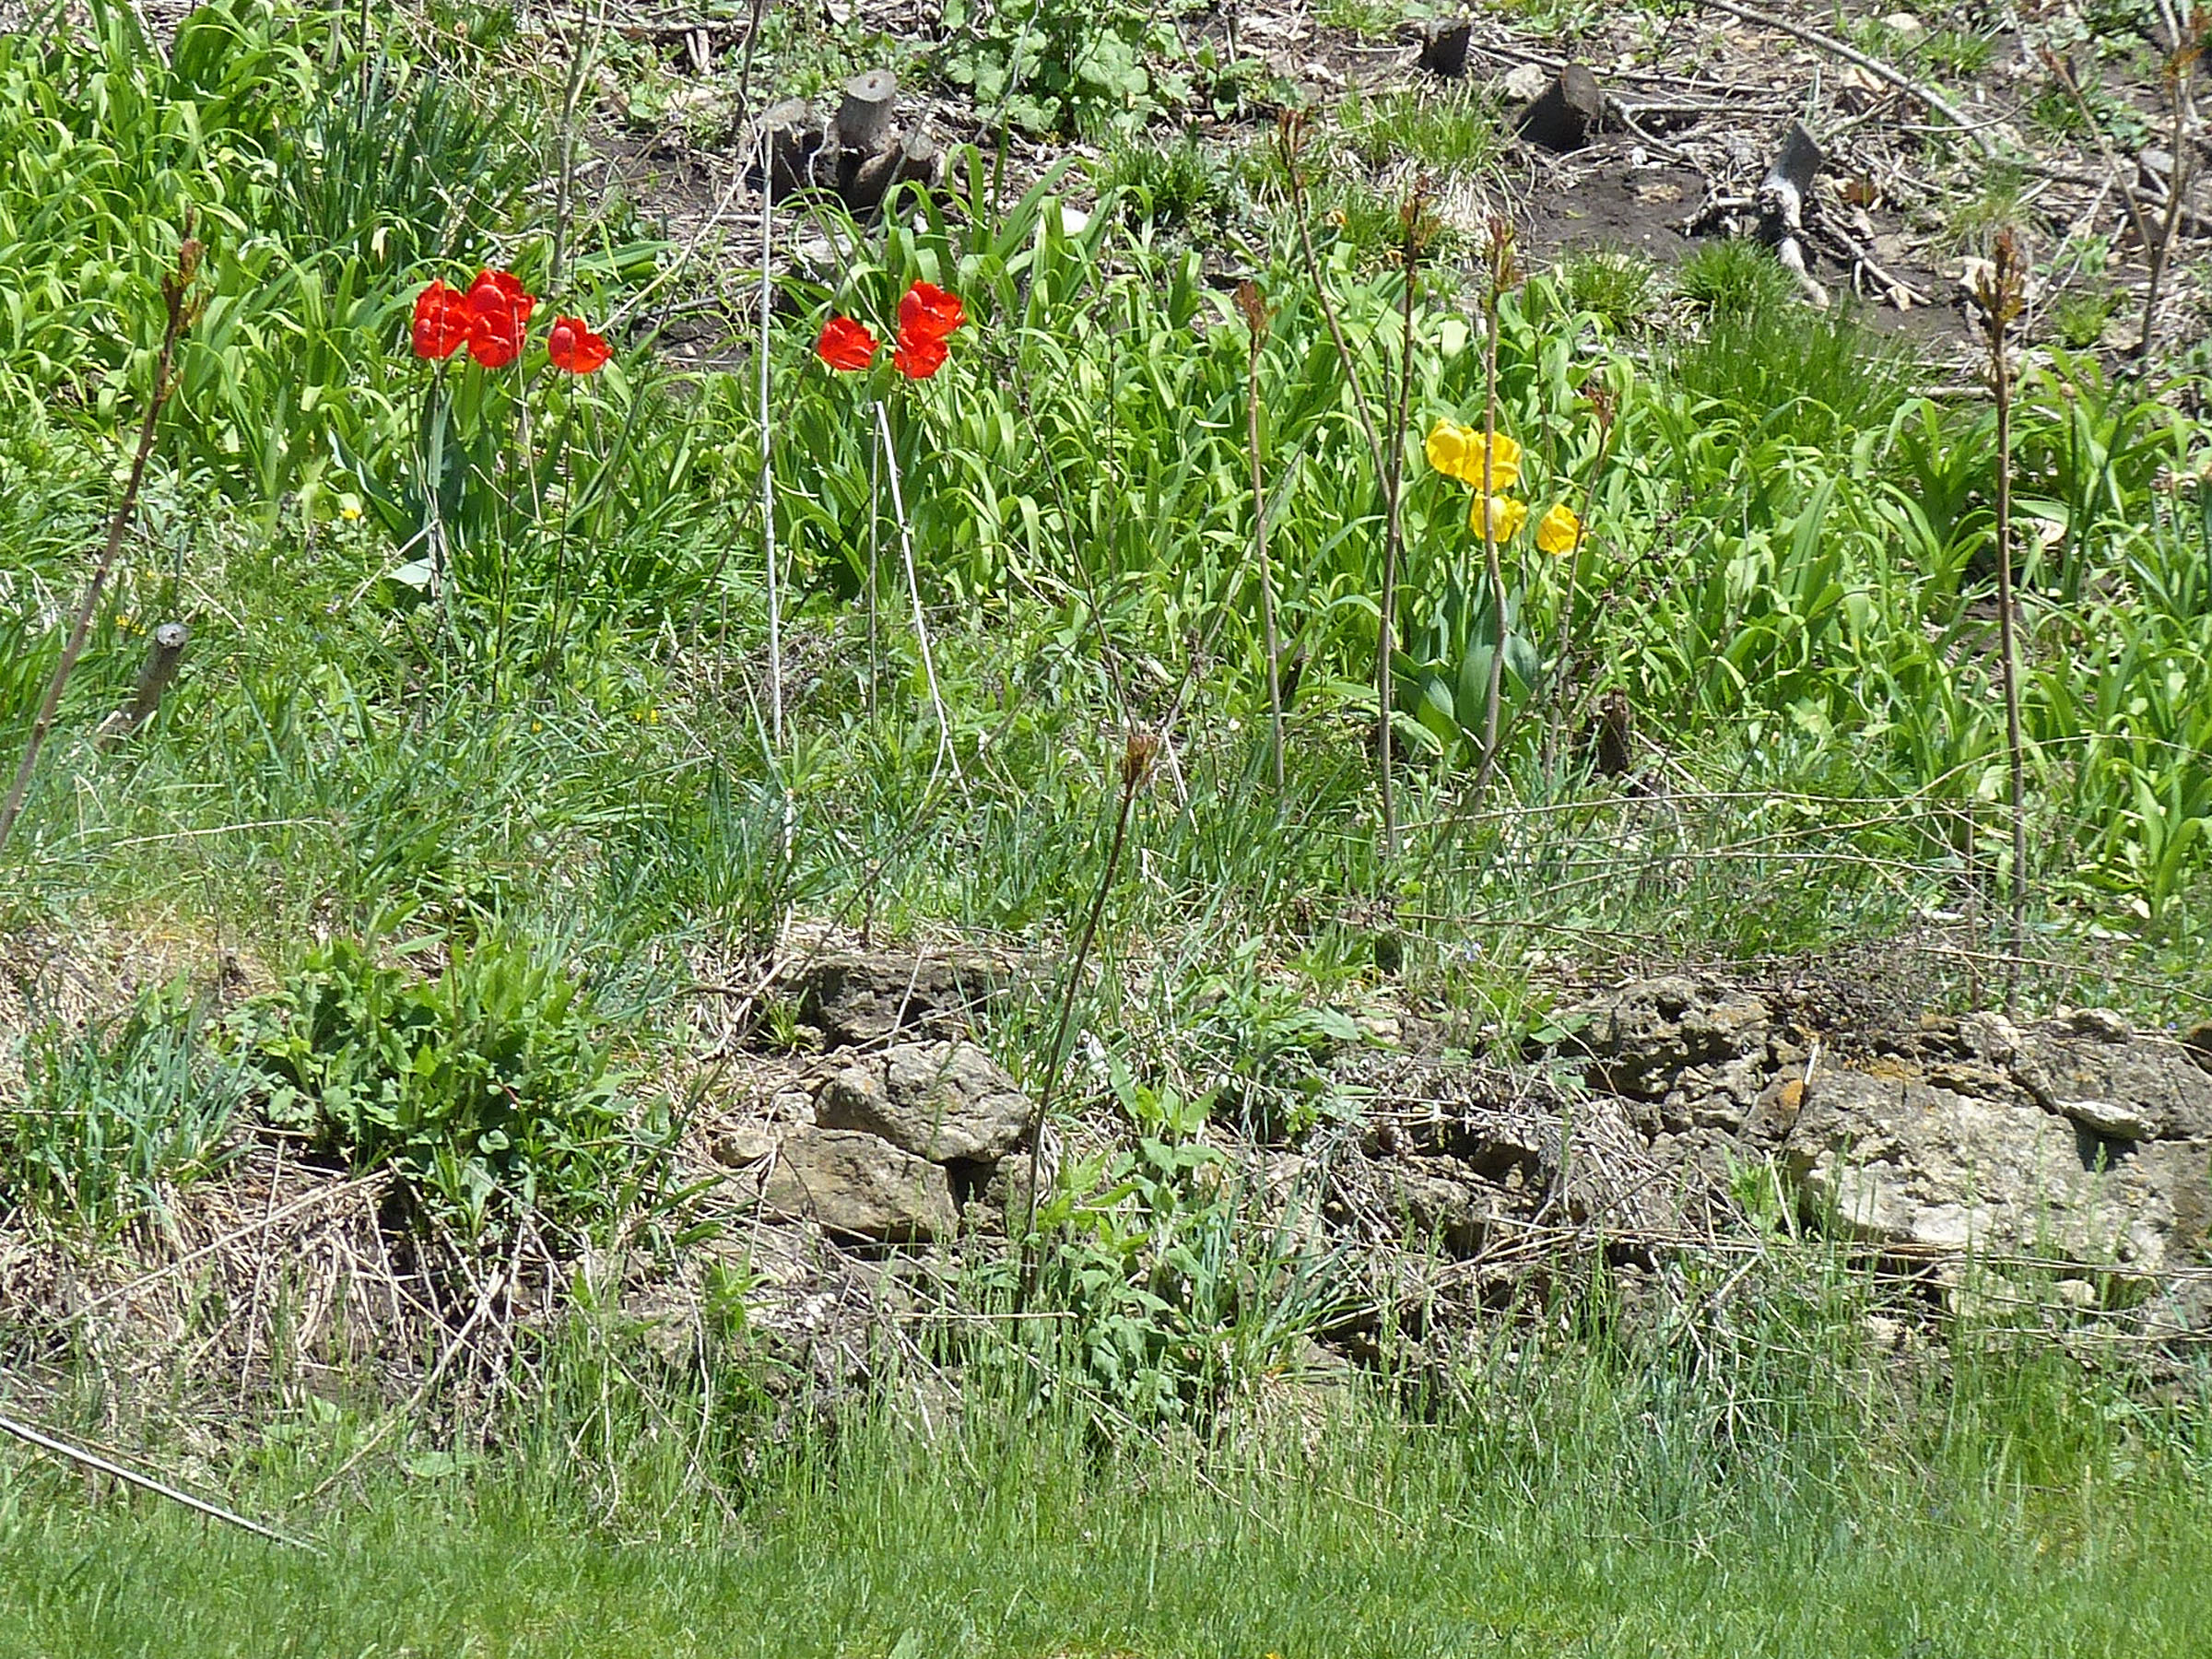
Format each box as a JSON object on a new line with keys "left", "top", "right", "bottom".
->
{"left": 1467, "top": 218, "right": 1517, "bottom": 811}
{"left": 0, "top": 234, "right": 202, "bottom": 857}
{"left": 0, "top": 1409, "right": 321, "bottom": 1553}
{"left": 1235, "top": 281, "right": 1285, "bottom": 795}
{"left": 1278, "top": 112, "right": 1402, "bottom": 851}
{"left": 1021, "top": 730, "right": 1159, "bottom": 1253}
{"left": 1379, "top": 186, "right": 1431, "bottom": 854}
{"left": 1973, "top": 231, "right": 2030, "bottom": 1006}
{"left": 2140, "top": 16, "right": 2205, "bottom": 354}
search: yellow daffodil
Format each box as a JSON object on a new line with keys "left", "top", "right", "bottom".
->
{"left": 1425, "top": 421, "right": 1522, "bottom": 490}
{"left": 1470, "top": 494, "right": 1528, "bottom": 540}
{"left": 1535, "top": 501, "right": 1583, "bottom": 556}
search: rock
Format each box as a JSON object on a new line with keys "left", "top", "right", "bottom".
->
{"left": 2011, "top": 1009, "right": 2212, "bottom": 1142}
{"left": 790, "top": 950, "right": 1001, "bottom": 1047}
{"left": 1559, "top": 976, "right": 1771, "bottom": 1101}
{"left": 1500, "top": 62, "right": 1549, "bottom": 102}
{"left": 1881, "top": 11, "right": 1924, "bottom": 35}
{"left": 815, "top": 1040, "right": 1035, "bottom": 1164}
{"left": 761, "top": 1127, "right": 957, "bottom": 1242}
{"left": 1783, "top": 1070, "right": 2211, "bottom": 1268}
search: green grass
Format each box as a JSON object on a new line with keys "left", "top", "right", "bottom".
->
{"left": 5, "top": 1333, "right": 2209, "bottom": 1658}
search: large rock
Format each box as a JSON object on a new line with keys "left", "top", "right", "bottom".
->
{"left": 791, "top": 951, "right": 1001, "bottom": 1048}
{"left": 761, "top": 1127, "right": 957, "bottom": 1242}
{"left": 1783, "top": 1069, "right": 2210, "bottom": 1268}
{"left": 815, "top": 1040, "right": 1034, "bottom": 1164}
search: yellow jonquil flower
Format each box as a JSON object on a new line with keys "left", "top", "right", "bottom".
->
{"left": 1425, "top": 420, "right": 1522, "bottom": 490}
{"left": 1535, "top": 501, "right": 1582, "bottom": 555}
{"left": 1470, "top": 494, "right": 1528, "bottom": 540}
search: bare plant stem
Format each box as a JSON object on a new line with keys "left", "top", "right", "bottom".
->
{"left": 1378, "top": 190, "right": 1427, "bottom": 856}
{"left": 2140, "top": 28, "right": 2201, "bottom": 354}
{"left": 1241, "top": 291, "right": 1286, "bottom": 796}
{"left": 1467, "top": 246, "right": 1510, "bottom": 810}
{"left": 1021, "top": 732, "right": 1157, "bottom": 1270}
{"left": 1280, "top": 116, "right": 1402, "bottom": 851}
{"left": 1979, "top": 234, "right": 2030, "bottom": 1006}
{"left": 1540, "top": 392, "right": 1618, "bottom": 786}
{"left": 547, "top": 0, "right": 601, "bottom": 289}
{"left": 0, "top": 238, "right": 200, "bottom": 858}
{"left": 758, "top": 133, "right": 784, "bottom": 751}
{"left": 874, "top": 399, "right": 960, "bottom": 787}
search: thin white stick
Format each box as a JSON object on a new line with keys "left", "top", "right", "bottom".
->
{"left": 874, "top": 399, "right": 960, "bottom": 784}
{"left": 0, "top": 1409, "right": 321, "bottom": 1554}
{"left": 759, "top": 149, "right": 783, "bottom": 749}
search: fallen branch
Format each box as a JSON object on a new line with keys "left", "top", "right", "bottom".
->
{"left": 1692, "top": 0, "right": 1996, "bottom": 157}
{"left": 0, "top": 1409, "right": 322, "bottom": 1553}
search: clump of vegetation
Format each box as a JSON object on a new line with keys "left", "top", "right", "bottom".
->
{"left": 228, "top": 936, "right": 652, "bottom": 1236}
{"left": 4, "top": 985, "right": 245, "bottom": 1233}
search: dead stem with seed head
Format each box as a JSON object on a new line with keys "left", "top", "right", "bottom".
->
{"left": 0, "top": 232, "right": 203, "bottom": 856}
{"left": 1542, "top": 376, "right": 1618, "bottom": 786}
{"left": 1973, "top": 229, "right": 2030, "bottom": 1006}
{"left": 1020, "top": 728, "right": 1159, "bottom": 1273}
{"left": 1467, "top": 216, "right": 1518, "bottom": 811}
{"left": 2140, "top": 9, "right": 2206, "bottom": 355}
{"left": 1277, "top": 111, "right": 1400, "bottom": 853}
{"left": 1236, "top": 279, "right": 1285, "bottom": 796}
{"left": 1380, "top": 183, "right": 1434, "bottom": 856}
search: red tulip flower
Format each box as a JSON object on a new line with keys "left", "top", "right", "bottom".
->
{"left": 547, "top": 315, "right": 611, "bottom": 374}
{"left": 897, "top": 280, "right": 964, "bottom": 344}
{"left": 411, "top": 280, "right": 470, "bottom": 359}
{"left": 464, "top": 268, "right": 535, "bottom": 369}
{"left": 892, "top": 330, "right": 948, "bottom": 381}
{"left": 817, "top": 315, "right": 878, "bottom": 371}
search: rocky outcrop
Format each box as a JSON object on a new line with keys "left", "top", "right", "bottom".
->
{"left": 815, "top": 1041, "right": 1035, "bottom": 1166}
{"left": 1550, "top": 980, "right": 2212, "bottom": 1275}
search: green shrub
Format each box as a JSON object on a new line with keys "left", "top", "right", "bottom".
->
{"left": 229, "top": 935, "right": 655, "bottom": 1236}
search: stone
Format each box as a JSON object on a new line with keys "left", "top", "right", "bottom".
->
{"left": 815, "top": 1040, "right": 1035, "bottom": 1164}
{"left": 1558, "top": 976, "right": 1771, "bottom": 1100}
{"left": 760, "top": 1127, "right": 957, "bottom": 1242}
{"left": 2011, "top": 1010, "right": 2212, "bottom": 1142}
{"left": 1782, "top": 1069, "right": 2211, "bottom": 1268}
{"left": 790, "top": 950, "right": 1001, "bottom": 1047}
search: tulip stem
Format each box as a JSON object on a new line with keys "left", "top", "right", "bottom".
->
{"left": 875, "top": 399, "right": 962, "bottom": 790}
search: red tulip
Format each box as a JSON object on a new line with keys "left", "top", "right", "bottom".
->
{"left": 411, "top": 280, "right": 470, "bottom": 359}
{"left": 547, "top": 315, "right": 611, "bottom": 374}
{"left": 817, "top": 315, "right": 878, "bottom": 371}
{"left": 464, "top": 268, "right": 535, "bottom": 368}
{"left": 897, "top": 280, "right": 964, "bottom": 343}
{"left": 892, "top": 330, "right": 948, "bottom": 381}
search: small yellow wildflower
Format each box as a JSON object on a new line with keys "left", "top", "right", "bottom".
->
{"left": 1469, "top": 494, "right": 1528, "bottom": 541}
{"left": 1535, "top": 501, "right": 1583, "bottom": 556}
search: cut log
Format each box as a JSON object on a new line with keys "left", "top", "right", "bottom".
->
{"left": 1515, "top": 63, "right": 1606, "bottom": 153}
{"left": 841, "top": 129, "right": 939, "bottom": 216}
{"left": 831, "top": 68, "right": 898, "bottom": 154}
{"left": 96, "top": 621, "right": 188, "bottom": 747}
{"left": 1416, "top": 18, "right": 1472, "bottom": 77}
{"left": 757, "top": 97, "right": 826, "bottom": 200}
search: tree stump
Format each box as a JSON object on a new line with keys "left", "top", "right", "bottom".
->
{"left": 1514, "top": 63, "right": 1606, "bottom": 152}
